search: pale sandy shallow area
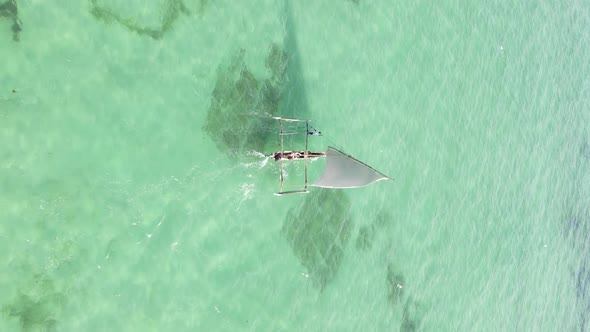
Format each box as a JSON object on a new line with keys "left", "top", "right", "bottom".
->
{"left": 1, "top": 0, "right": 589, "bottom": 331}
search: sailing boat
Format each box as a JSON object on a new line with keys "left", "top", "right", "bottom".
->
{"left": 272, "top": 117, "right": 392, "bottom": 195}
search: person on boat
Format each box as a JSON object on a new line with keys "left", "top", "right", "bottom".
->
{"left": 308, "top": 128, "right": 321, "bottom": 136}
{"left": 273, "top": 151, "right": 302, "bottom": 161}
{"left": 272, "top": 151, "right": 324, "bottom": 161}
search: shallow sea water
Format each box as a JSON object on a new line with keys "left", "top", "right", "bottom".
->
{"left": 1, "top": 0, "right": 590, "bottom": 331}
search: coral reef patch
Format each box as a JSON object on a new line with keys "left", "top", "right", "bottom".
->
{"left": 0, "top": 0, "right": 21, "bottom": 41}
{"left": 204, "top": 44, "right": 288, "bottom": 157}
{"left": 281, "top": 189, "right": 353, "bottom": 291}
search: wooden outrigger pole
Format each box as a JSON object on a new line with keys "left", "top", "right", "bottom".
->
{"left": 304, "top": 120, "right": 309, "bottom": 191}
{"left": 273, "top": 116, "right": 322, "bottom": 195}
{"left": 278, "top": 118, "right": 284, "bottom": 193}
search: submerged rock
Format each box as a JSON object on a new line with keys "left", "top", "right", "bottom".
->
{"left": 563, "top": 212, "right": 590, "bottom": 331}
{"left": 383, "top": 262, "right": 426, "bottom": 331}
{"left": 3, "top": 273, "right": 66, "bottom": 331}
{"left": 356, "top": 225, "right": 374, "bottom": 251}
{"left": 581, "top": 141, "right": 590, "bottom": 160}
{"left": 355, "top": 211, "right": 393, "bottom": 251}
{"left": 386, "top": 263, "right": 404, "bottom": 308}
{"left": 89, "top": 0, "right": 199, "bottom": 40}
{"left": 205, "top": 44, "right": 288, "bottom": 157}
{"left": 265, "top": 43, "right": 288, "bottom": 88}
{"left": 400, "top": 299, "right": 425, "bottom": 332}
{"left": 282, "top": 189, "right": 353, "bottom": 291}
{"left": 0, "top": 0, "right": 21, "bottom": 41}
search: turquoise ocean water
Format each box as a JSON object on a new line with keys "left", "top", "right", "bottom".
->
{"left": 1, "top": 0, "right": 590, "bottom": 331}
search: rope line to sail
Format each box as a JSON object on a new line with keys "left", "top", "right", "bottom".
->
{"left": 309, "top": 125, "right": 343, "bottom": 151}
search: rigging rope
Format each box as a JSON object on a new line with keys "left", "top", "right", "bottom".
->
{"left": 308, "top": 124, "right": 343, "bottom": 151}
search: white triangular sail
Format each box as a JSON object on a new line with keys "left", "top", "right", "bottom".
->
{"left": 311, "top": 147, "right": 391, "bottom": 189}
